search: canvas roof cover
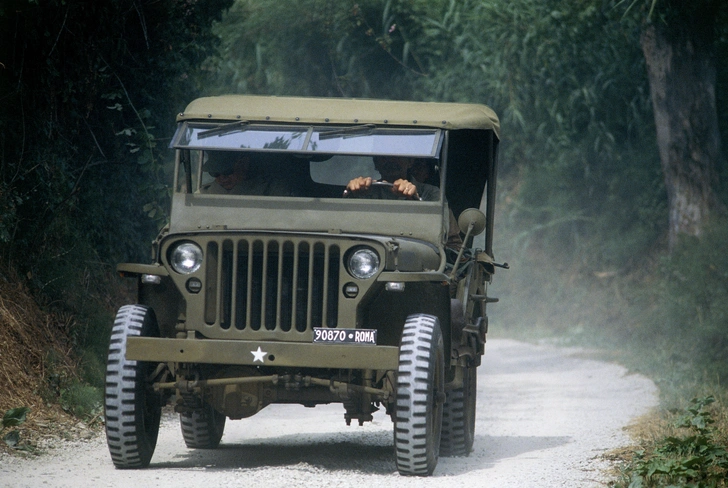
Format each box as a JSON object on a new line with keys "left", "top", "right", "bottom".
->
{"left": 178, "top": 95, "right": 500, "bottom": 139}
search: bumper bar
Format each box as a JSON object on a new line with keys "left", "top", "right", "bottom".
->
{"left": 126, "top": 337, "right": 400, "bottom": 370}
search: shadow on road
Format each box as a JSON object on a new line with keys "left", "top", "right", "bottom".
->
{"left": 150, "top": 431, "right": 571, "bottom": 476}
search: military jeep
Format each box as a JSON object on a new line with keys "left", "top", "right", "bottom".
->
{"left": 104, "top": 95, "right": 504, "bottom": 476}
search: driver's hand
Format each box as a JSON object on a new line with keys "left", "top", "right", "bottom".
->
{"left": 392, "top": 179, "right": 419, "bottom": 199}
{"left": 345, "top": 176, "right": 373, "bottom": 195}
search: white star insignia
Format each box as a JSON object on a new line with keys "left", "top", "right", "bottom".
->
{"left": 251, "top": 346, "right": 267, "bottom": 363}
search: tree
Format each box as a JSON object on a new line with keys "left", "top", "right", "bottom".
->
{"left": 637, "top": 0, "right": 726, "bottom": 250}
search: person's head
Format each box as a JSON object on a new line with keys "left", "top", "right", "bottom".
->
{"left": 372, "top": 156, "right": 414, "bottom": 182}
{"left": 204, "top": 151, "right": 251, "bottom": 190}
{"left": 410, "top": 159, "right": 434, "bottom": 184}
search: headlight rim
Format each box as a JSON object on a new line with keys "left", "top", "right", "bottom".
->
{"left": 169, "top": 241, "right": 204, "bottom": 275}
{"left": 347, "top": 246, "right": 380, "bottom": 280}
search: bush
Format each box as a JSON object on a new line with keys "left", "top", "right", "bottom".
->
{"left": 59, "top": 382, "right": 103, "bottom": 420}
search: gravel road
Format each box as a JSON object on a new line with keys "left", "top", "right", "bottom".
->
{"left": 0, "top": 338, "right": 657, "bottom": 487}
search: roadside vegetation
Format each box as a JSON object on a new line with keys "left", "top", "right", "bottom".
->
{"left": 1, "top": 1, "right": 727, "bottom": 484}
{"left": 0, "top": 0, "right": 233, "bottom": 450}
{"left": 613, "top": 396, "right": 728, "bottom": 487}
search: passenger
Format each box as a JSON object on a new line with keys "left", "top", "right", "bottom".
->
{"left": 200, "top": 151, "right": 291, "bottom": 196}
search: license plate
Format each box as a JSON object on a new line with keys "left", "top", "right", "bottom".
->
{"left": 313, "top": 328, "right": 377, "bottom": 345}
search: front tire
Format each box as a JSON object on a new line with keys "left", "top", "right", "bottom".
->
{"left": 394, "top": 314, "right": 445, "bottom": 476}
{"left": 440, "top": 365, "right": 477, "bottom": 456}
{"left": 180, "top": 403, "right": 226, "bottom": 449}
{"left": 104, "top": 305, "right": 162, "bottom": 469}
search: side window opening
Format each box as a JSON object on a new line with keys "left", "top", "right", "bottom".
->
{"left": 176, "top": 149, "right": 202, "bottom": 193}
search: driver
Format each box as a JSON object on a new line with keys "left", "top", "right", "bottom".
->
{"left": 344, "top": 156, "right": 439, "bottom": 201}
{"left": 345, "top": 156, "right": 463, "bottom": 252}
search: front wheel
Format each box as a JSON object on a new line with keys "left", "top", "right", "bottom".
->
{"left": 394, "top": 314, "right": 445, "bottom": 476}
{"left": 104, "top": 305, "right": 162, "bottom": 469}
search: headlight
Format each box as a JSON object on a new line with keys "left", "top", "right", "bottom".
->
{"left": 170, "top": 242, "right": 203, "bottom": 274}
{"left": 347, "top": 247, "right": 380, "bottom": 280}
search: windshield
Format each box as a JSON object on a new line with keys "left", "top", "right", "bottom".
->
{"left": 176, "top": 149, "right": 442, "bottom": 203}
{"left": 171, "top": 122, "right": 442, "bottom": 158}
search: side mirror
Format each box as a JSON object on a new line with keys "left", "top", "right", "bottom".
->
{"left": 457, "top": 208, "right": 486, "bottom": 236}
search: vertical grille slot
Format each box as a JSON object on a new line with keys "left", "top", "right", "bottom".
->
{"left": 204, "top": 237, "right": 340, "bottom": 336}
{"left": 250, "top": 240, "right": 265, "bottom": 330}
{"left": 279, "top": 241, "right": 295, "bottom": 331}
{"left": 220, "top": 239, "right": 234, "bottom": 330}
{"left": 234, "top": 240, "right": 249, "bottom": 331}
{"left": 204, "top": 241, "right": 218, "bottom": 325}
{"left": 326, "top": 245, "right": 340, "bottom": 327}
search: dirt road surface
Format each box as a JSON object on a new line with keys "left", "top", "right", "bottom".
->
{"left": 0, "top": 338, "right": 657, "bottom": 487}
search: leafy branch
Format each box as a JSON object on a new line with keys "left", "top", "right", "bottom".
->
{"left": 2, "top": 407, "right": 30, "bottom": 449}
{"left": 352, "top": 1, "right": 427, "bottom": 77}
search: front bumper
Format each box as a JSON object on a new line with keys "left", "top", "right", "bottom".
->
{"left": 126, "top": 337, "right": 399, "bottom": 370}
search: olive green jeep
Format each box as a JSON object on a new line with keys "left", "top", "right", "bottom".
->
{"left": 104, "top": 95, "right": 505, "bottom": 476}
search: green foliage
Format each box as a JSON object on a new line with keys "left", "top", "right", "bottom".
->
{"left": 40, "top": 348, "right": 105, "bottom": 420}
{"left": 233, "top": 0, "right": 401, "bottom": 92}
{"left": 206, "top": 0, "right": 442, "bottom": 98}
{"left": 0, "top": 0, "right": 233, "bottom": 270}
{"left": 60, "top": 383, "right": 103, "bottom": 420}
{"left": 616, "top": 397, "right": 728, "bottom": 487}
{"left": 2, "top": 407, "right": 30, "bottom": 430}
{"left": 2, "top": 407, "right": 30, "bottom": 448}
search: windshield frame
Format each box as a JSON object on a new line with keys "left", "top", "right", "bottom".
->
{"left": 170, "top": 121, "right": 444, "bottom": 158}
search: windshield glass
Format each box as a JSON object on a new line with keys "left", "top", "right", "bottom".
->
{"left": 176, "top": 149, "right": 442, "bottom": 203}
{"left": 171, "top": 122, "right": 442, "bottom": 158}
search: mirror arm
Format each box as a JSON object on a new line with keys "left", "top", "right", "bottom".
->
{"left": 448, "top": 221, "right": 475, "bottom": 281}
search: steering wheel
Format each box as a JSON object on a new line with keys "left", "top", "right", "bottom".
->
{"left": 343, "top": 181, "right": 420, "bottom": 200}
{"left": 343, "top": 181, "right": 395, "bottom": 199}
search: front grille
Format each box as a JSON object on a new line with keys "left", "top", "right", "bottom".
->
{"left": 202, "top": 237, "right": 340, "bottom": 334}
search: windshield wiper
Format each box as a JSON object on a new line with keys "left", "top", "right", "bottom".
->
{"left": 318, "top": 124, "right": 375, "bottom": 140}
{"left": 198, "top": 120, "right": 250, "bottom": 139}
